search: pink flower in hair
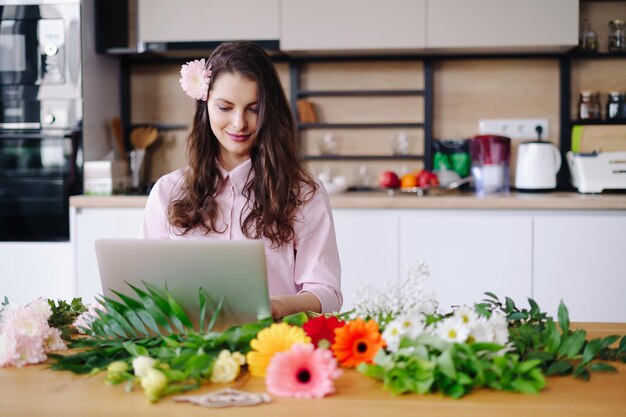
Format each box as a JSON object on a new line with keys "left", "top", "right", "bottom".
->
{"left": 265, "top": 343, "right": 341, "bottom": 399}
{"left": 179, "top": 59, "right": 212, "bottom": 101}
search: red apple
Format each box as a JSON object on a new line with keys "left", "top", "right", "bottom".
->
{"left": 379, "top": 170, "right": 401, "bottom": 188}
{"left": 417, "top": 169, "right": 439, "bottom": 188}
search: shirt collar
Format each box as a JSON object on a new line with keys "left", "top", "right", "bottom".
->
{"left": 217, "top": 159, "right": 253, "bottom": 194}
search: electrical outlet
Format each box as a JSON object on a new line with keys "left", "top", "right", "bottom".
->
{"left": 478, "top": 119, "right": 549, "bottom": 139}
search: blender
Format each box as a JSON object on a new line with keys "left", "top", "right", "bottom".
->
{"left": 469, "top": 135, "right": 511, "bottom": 195}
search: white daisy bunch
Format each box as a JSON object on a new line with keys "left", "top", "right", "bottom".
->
{"left": 352, "top": 260, "right": 438, "bottom": 325}
{"left": 434, "top": 306, "right": 509, "bottom": 346}
{"left": 382, "top": 313, "right": 426, "bottom": 352}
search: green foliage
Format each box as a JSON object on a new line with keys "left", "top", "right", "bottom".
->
{"left": 475, "top": 294, "right": 624, "bottom": 380}
{"left": 47, "top": 298, "right": 88, "bottom": 338}
{"left": 50, "top": 282, "right": 274, "bottom": 384}
{"left": 358, "top": 335, "right": 545, "bottom": 398}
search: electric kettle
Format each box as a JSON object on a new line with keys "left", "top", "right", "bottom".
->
{"left": 515, "top": 127, "right": 561, "bottom": 192}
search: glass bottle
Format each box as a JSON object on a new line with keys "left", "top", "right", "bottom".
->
{"left": 578, "top": 91, "right": 601, "bottom": 120}
{"left": 579, "top": 19, "right": 598, "bottom": 52}
{"left": 608, "top": 20, "right": 626, "bottom": 52}
{"left": 606, "top": 91, "right": 626, "bottom": 120}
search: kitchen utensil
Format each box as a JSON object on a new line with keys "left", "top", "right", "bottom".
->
{"left": 130, "top": 126, "right": 159, "bottom": 150}
{"left": 567, "top": 151, "right": 626, "bottom": 193}
{"left": 129, "top": 149, "right": 145, "bottom": 190}
{"left": 515, "top": 126, "right": 561, "bottom": 192}
{"left": 469, "top": 135, "right": 511, "bottom": 195}
{"left": 111, "top": 117, "right": 127, "bottom": 160}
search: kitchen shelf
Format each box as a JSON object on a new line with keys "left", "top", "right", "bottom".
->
{"left": 130, "top": 123, "right": 189, "bottom": 131}
{"left": 571, "top": 120, "right": 626, "bottom": 126}
{"left": 303, "top": 154, "right": 423, "bottom": 161}
{"left": 298, "top": 122, "right": 424, "bottom": 129}
{"left": 569, "top": 51, "right": 626, "bottom": 59}
{"left": 297, "top": 89, "right": 424, "bottom": 98}
{"left": 290, "top": 57, "right": 432, "bottom": 169}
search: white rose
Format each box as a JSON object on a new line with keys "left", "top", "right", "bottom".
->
{"left": 132, "top": 355, "right": 156, "bottom": 378}
{"left": 140, "top": 368, "right": 168, "bottom": 402}
{"left": 210, "top": 350, "right": 241, "bottom": 383}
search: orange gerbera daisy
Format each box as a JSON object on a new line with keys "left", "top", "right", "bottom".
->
{"left": 331, "top": 319, "right": 385, "bottom": 368}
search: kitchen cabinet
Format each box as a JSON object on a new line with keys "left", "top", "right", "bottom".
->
{"left": 70, "top": 207, "right": 144, "bottom": 303}
{"left": 138, "top": 0, "right": 279, "bottom": 44}
{"left": 533, "top": 213, "right": 626, "bottom": 322}
{"left": 399, "top": 211, "right": 533, "bottom": 312}
{"left": 427, "top": 0, "right": 578, "bottom": 52}
{"left": 332, "top": 209, "right": 400, "bottom": 310}
{"left": 280, "top": 0, "right": 427, "bottom": 52}
{"left": 0, "top": 243, "right": 72, "bottom": 305}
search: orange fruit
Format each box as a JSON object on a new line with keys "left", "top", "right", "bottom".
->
{"left": 400, "top": 174, "right": 418, "bottom": 188}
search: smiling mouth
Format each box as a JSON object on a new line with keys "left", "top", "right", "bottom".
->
{"left": 226, "top": 132, "right": 251, "bottom": 143}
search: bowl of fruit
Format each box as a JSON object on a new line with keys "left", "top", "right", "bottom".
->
{"left": 379, "top": 169, "right": 469, "bottom": 196}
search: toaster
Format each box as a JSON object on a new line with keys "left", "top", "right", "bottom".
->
{"left": 567, "top": 151, "right": 626, "bottom": 193}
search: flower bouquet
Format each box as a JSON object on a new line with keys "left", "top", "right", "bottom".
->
{"left": 1, "top": 263, "right": 625, "bottom": 404}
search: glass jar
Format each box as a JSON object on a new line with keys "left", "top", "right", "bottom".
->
{"left": 606, "top": 91, "right": 626, "bottom": 120}
{"left": 578, "top": 91, "right": 601, "bottom": 120}
{"left": 579, "top": 19, "right": 598, "bottom": 52}
{"left": 608, "top": 20, "right": 626, "bottom": 52}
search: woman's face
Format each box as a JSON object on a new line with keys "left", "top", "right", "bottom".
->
{"left": 207, "top": 72, "right": 259, "bottom": 171}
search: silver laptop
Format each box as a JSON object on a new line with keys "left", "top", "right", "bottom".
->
{"left": 94, "top": 238, "right": 271, "bottom": 331}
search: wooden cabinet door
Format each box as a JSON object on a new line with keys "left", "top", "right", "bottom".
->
{"left": 281, "top": 0, "right": 426, "bottom": 52}
{"left": 533, "top": 213, "right": 626, "bottom": 322}
{"left": 427, "top": 0, "right": 578, "bottom": 51}
{"left": 138, "top": 0, "right": 279, "bottom": 43}
{"left": 399, "top": 210, "right": 533, "bottom": 312}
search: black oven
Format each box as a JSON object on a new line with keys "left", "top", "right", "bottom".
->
{"left": 0, "top": 129, "right": 82, "bottom": 241}
{"left": 1, "top": 1, "right": 82, "bottom": 242}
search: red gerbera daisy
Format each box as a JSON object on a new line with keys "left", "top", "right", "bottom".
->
{"left": 331, "top": 319, "right": 385, "bottom": 368}
{"left": 303, "top": 316, "right": 345, "bottom": 348}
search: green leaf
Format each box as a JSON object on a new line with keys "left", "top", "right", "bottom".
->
{"left": 557, "top": 300, "right": 570, "bottom": 335}
{"left": 582, "top": 339, "right": 604, "bottom": 365}
{"left": 164, "top": 291, "right": 193, "bottom": 331}
{"left": 110, "top": 290, "right": 150, "bottom": 337}
{"left": 590, "top": 362, "right": 617, "bottom": 372}
{"left": 123, "top": 341, "right": 149, "bottom": 357}
{"left": 504, "top": 297, "right": 517, "bottom": 313}
{"left": 185, "top": 354, "right": 213, "bottom": 378}
{"left": 511, "top": 379, "right": 540, "bottom": 394}
{"left": 546, "top": 360, "right": 573, "bottom": 376}
{"left": 470, "top": 342, "right": 504, "bottom": 353}
{"left": 517, "top": 359, "right": 542, "bottom": 374}
{"left": 528, "top": 298, "right": 540, "bottom": 314}
{"left": 573, "top": 364, "right": 590, "bottom": 381}
{"left": 559, "top": 330, "right": 586, "bottom": 359}
{"left": 127, "top": 283, "right": 173, "bottom": 334}
{"left": 619, "top": 336, "right": 626, "bottom": 353}
{"left": 198, "top": 288, "right": 208, "bottom": 333}
{"left": 357, "top": 363, "right": 385, "bottom": 380}
{"left": 437, "top": 349, "right": 457, "bottom": 380}
{"left": 601, "top": 335, "right": 620, "bottom": 349}
{"left": 545, "top": 319, "right": 561, "bottom": 354}
{"left": 282, "top": 312, "right": 309, "bottom": 327}
{"left": 205, "top": 296, "right": 224, "bottom": 333}
{"left": 98, "top": 297, "right": 137, "bottom": 338}
{"left": 483, "top": 292, "right": 499, "bottom": 302}
{"left": 509, "top": 312, "right": 526, "bottom": 321}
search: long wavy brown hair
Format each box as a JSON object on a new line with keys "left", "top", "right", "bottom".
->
{"left": 168, "top": 41, "right": 317, "bottom": 247}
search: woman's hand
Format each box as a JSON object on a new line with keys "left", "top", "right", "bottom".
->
{"left": 270, "top": 292, "right": 322, "bottom": 320}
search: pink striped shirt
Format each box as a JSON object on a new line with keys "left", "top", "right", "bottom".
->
{"left": 139, "top": 160, "right": 342, "bottom": 313}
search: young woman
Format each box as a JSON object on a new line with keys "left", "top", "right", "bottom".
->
{"left": 140, "top": 41, "right": 342, "bottom": 319}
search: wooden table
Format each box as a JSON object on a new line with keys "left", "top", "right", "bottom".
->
{"left": 1, "top": 323, "right": 625, "bottom": 417}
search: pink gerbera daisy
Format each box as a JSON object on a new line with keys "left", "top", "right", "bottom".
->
{"left": 265, "top": 343, "right": 341, "bottom": 399}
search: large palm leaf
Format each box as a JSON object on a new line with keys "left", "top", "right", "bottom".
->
{"left": 81, "top": 282, "right": 224, "bottom": 339}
